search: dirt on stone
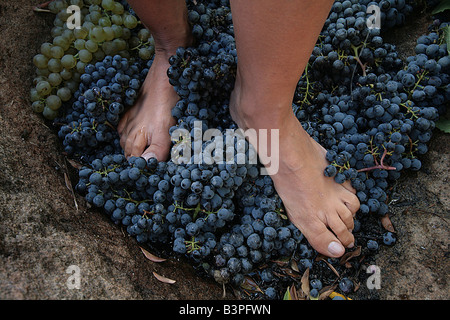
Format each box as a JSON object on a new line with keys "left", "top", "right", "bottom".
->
{"left": 0, "top": 0, "right": 448, "bottom": 300}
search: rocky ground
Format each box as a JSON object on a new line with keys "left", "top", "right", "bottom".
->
{"left": 0, "top": 1, "right": 448, "bottom": 300}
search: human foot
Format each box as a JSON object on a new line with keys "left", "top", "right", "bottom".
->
{"left": 230, "top": 89, "right": 360, "bottom": 258}
{"left": 272, "top": 120, "right": 360, "bottom": 258}
{"left": 117, "top": 51, "right": 181, "bottom": 161}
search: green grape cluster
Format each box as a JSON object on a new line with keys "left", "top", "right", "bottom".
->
{"left": 30, "top": 0, "right": 155, "bottom": 120}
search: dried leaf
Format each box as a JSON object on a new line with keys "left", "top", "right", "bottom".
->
{"left": 290, "top": 259, "right": 299, "bottom": 273}
{"left": 36, "top": 0, "right": 52, "bottom": 8}
{"left": 339, "top": 246, "right": 362, "bottom": 265}
{"left": 272, "top": 270, "right": 286, "bottom": 278}
{"left": 152, "top": 271, "right": 176, "bottom": 284}
{"left": 66, "top": 158, "right": 83, "bottom": 170}
{"left": 315, "top": 255, "right": 340, "bottom": 277}
{"left": 296, "top": 289, "right": 307, "bottom": 300}
{"left": 289, "top": 284, "right": 299, "bottom": 300}
{"left": 140, "top": 247, "right": 167, "bottom": 262}
{"left": 63, "top": 172, "right": 72, "bottom": 192}
{"left": 33, "top": 0, "right": 52, "bottom": 12}
{"left": 280, "top": 267, "right": 300, "bottom": 278}
{"left": 240, "top": 276, "right": 263, "bottom": 294}
{"left": 380, "top": 214, "right": 395, "bottom": 232}
{"left": 301, "top": 268, "right": 310, "bottom": 296}
{"left": 33, "top": 6, "right": 51, "bottom": 12}
{"left": 314, "top": 253, "right": 327, "bottom": 262}
{"left": 270, "top": 257, "right": 290, "bottom": 267}
{"left": 63, "top": 171, "right": 78, "bottom": 211}
{"left": 319, "top": 285, "right": 337, "bottom": 300}
{"left": 324, "top": 260, "right": 340, "bottom": 277}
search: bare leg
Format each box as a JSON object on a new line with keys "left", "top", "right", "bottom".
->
{"left": 118, "top": 0, "right": 193, "bottom": 161}
{"left": 229, "top": 0, "right": 360, "bottom": 257}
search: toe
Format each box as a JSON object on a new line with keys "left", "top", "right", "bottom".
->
{"left": 328, "top": 213, "right": 355, "bottom": 248}
{"left": 301, "top": 219, "right": 346, "bottom": 258}
{"left": 130, "top": 131, "right": 148, "bottom": 158}
{"left": 123, "top": 133, "right": 140, "bottom": 159}
{"left": 343, "top": 192, "right": 360, "bottom": 217}
{"left": 337, "top": 202, "right": 355, "bottom": 231}
{"left": 141, "top": 129, "right": 171, "bottom": 161}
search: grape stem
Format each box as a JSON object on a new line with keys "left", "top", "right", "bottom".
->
{"left": 408, "top": 70, "right": 428, "bottom": 100}
{"left": 351, "top": 45, "right": 367, "bottom": 77}
{"left": 298, "top": 63, "right": 314, "bottom": 106}
{"left": 407, "top": 135, "right": 419, "bottom": 158}
{"left": 184, "top": 236, "right": 201, "bottom": 253}
{"left": 399, "top": 101, "right": 419, "bottom": 119}
{"left": 357, "top": 148, "right": 397, "bottom": 173}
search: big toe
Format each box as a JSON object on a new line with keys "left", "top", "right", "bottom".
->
{"left": 141, "top": 130, "right": 172, "bottom": 162}
{"left": 301, "top": 220, "right": 346, "bottom": 258}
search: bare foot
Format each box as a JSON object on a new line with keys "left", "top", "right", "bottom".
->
{"left": 117, "top": 51, "right": 179, "bottom": 161}
{"left": 230, "top": 86, "right": 360, "bottom": 258}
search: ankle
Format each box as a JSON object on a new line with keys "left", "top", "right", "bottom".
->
{"left": 230, "top": 72, "right": 296, "bottom": 131}
{"left": 153, "top": 29, "right": 194, "bottom": 59}
{"left": 230, "top": 90, "right": 294, "bottom": 132}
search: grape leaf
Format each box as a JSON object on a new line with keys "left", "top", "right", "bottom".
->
{"left": 435, "top": 118, "right": 450, "bottom": 133}
{"left": 436, "top": 107, "right": 450, "bottom": 133}
{"left": 431, "top": 0, "right": 450, "bottom": 14}
{"left": 443, "top": 26, "right": 450, "bottom": 55}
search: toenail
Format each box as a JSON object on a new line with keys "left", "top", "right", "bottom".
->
{"left": 328, "top": 241, "right": 344, "bottom": 256}
{"left": 348, "top": 242, "right": 354, "bottom": 248}
{"left": 142, "top": 152, "right": 157, "bottom": 161}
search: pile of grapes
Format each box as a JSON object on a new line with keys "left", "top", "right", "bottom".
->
{"left": 30, "top": 0, "right": 449, "bottom": 299}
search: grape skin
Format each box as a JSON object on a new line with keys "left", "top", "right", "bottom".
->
{"left": 30, "top": 0, "right": 155, "bottom": 118}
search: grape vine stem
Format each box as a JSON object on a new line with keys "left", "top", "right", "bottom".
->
{"left": 357, "top": 148, "right": 397, "bottom": 173}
